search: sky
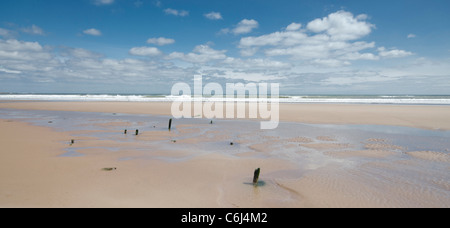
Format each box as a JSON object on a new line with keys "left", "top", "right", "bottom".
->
{"left": 0, "top": 0, "right": 449, "bottom": 95}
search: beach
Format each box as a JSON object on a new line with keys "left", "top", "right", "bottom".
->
{"left": 0, "top": 101, "right": 449, "bottom": 208}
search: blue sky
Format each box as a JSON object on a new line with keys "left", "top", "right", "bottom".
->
{"left": 0, "top": 0, "right": 449, "bottom": 94}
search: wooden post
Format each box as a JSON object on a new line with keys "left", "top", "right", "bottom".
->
{"left": 124, "top": 129, "right": 127, "bottom": 135}
{"left": 70, "top": 139, "right": 74, "bottom": 146}
{"left": 135, "top": 129, "right": 139, "bottom": 136}
{"left": 253, "top": 168, "right": 261, "bottom": 185}
{"left": 168, "top": 119, "right": 173, "bottom": 131}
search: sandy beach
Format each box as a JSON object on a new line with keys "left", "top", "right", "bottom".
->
{"left": 1, "top": 101, "right": 450, "bottom": 130}
{"left": 0, "top": 101, "right": 449, "bottom": 208}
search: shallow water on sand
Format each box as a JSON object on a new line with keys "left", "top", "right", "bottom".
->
{"left": 1, "top": 108, "right": 449, "bottom": 207}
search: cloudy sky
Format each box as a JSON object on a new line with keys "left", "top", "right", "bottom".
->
{"left": 0, "top": 0, "right": 449, "bottom": 94}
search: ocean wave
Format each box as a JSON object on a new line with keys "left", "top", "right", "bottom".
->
{"left": 1, "top": 94, "right": 450, "bottom": 105}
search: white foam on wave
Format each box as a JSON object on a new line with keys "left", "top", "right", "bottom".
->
{"left": 1, "top": 94, "right": 450, "bottom": 105}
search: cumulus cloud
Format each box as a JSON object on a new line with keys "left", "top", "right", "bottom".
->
{"left": 204, "top": 12, "right": 223, "bottom": 20}
{"left": 378, "top": 47, "right": 413, "bottom": 58}
{"left": 233, "top": 19, "right": 259, "bottom": 35}
{"left": 221, "top": 19, "right": 259, "bottom": 35}
{"left": 236, "top": 10, "right": 413, "bottom": 67}
{"left": 205, "top": 70, "right": 284, "bottom": 82}
{"left": 83, "top": 28, "right": 102, "bottom": 36}
{"left": 306, "top": 10, "right": 374, "bottom": 41}
{"left": 222, "top": 57, "right": 291, "bottom": 70}
{"left": 0, "top": 39, "right": 51, "bottom": 61}
{"left": 239, "top": 23, "right": 377, "bottom": 66}
{"left": 147, "top": 37, "right": 175, "bottom": 46}
{"left": 286, "top": 23, "right": 302, "bottom": 31}
{"left": 0, "top": 39, "right": 57, "bottom": 82}
{"left": 407, "top": 34, "right": 416, "bottom": 39}
{"left": 167, "top": 45, "right": 227, "bottom": 63}
{"left": 239, "top": 30, "right": 308, "bottom": 48}
{"left": 129, "top": 47, "right": 162, "bottom": 56}
{"left": 0, "top": 39, "right": 194, "bottom": 91}
{"left": 0, "top": 9, "right": 426, "bottom": 93}
{"left": 164, "top": 8, "right": 189, "bottom": 17}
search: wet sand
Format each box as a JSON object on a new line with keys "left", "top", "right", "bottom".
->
{"left": 0, "top": 119, "right": 299, "bottom": 208}
{"left": 1, "top": 101, "right": 450, "bottom": 130}
{"left": 0, "top": 102, "right": 449, "bottom": 208}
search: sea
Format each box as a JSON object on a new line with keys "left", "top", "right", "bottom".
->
{"left": 1, "top": 93, "right": 450, "bottom": 105}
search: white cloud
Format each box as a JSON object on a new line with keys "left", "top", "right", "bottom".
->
{"left": 236, "top": 10, "right": 414, "bottom": 67}
{"left": 147, "top": 37, "right": 175, "bottom": 46}
{"left": 222, "top": 19, "right": 259, "bottom": 35}
{"left": 239, "top": 21, "right": 377, "bottom": 63}
{"left": 240, "top": 48, "right": 259, "bottom": 57}
{"left": 22, "top": 25, "right": 45, "bottom": 35}
{"left": 239, "top": 30, "right": 308, "bottom": 48}
{"left": 206, "top": 70, "right": 284, "bottom": 82}
{"left": 233, "top": 19, "right": 259, "bottom": 35}
{"left": 129, "top": 47, "right": 162, "bottom": 56}
{"left": 0, "top": 39, "right": 50, "bottom": 61}
{"left": 167, "top": 45, "right": 227, "bottom": 63}
{"left": 0, "top": 39, "right": 193, "bottom": 89}
{"left": 286, "top": 23, "right": 302, "bottom": 31}
{"left": 306, "top": 10, "right": 374, "bottom": 41}
{"left": 93, "top": 0, "right": 114, "bottom": 5}
{"left": 312, "top": 59, "right": 350, "bottom": 67}
{"left": 321, "top": 74, "right": 396, "bottom": 86}
{"left": 407, "top": 34, "right": 416, "bottom": 39}
{"left": 83, "top": 28, "right": 102, "bottom": 36}
{"left": 0, "top": 39, "right": 56, "bottom": 80}
{"left": 222, "top": 57, "right": 291, "bottom": 70}
{"left": 341, "top": 52, "right": 379, "bottom": 61}
{"left": 0, "top": 67, "right": 21, "bottom": 74}
{"left": 0, "top": 9, "right": 432, "bottom": 94}
{"left": 378, "top": 47, "right": 413, "bottom": 58}
{"left": 205, "top": 12, "right": 223, "bottom": 20}
{"left": 164, "top": 8, "right": 189, "bottom": 17}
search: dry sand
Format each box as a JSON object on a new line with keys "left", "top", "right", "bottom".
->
{"left": 0, "top": 101, "right": 449, "bottom": 208}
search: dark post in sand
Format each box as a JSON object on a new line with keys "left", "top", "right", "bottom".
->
{"left": 253, "top": 168, "right": 261, "bottom": 185}
{"left": 169, "top": 118, "right": 173, "bottom": 131}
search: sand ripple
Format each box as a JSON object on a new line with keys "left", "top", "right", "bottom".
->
{"left": 325, "top": 150, "right": 396, "bottom": 158}
{"left": 406, "top": 151, "right": 450, "bottom": 163}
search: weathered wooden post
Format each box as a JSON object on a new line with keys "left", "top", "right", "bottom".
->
{"left": 135, "top": 129, "right": 139, "bottom": 136}
{"left": 102, "top": 167, "right": 117, "bottom": 171}
{"left": 124, "top": 129, "right": 127, "bottom": 135}
{"left": 253, "top": 168, "right": 261, "bottom": 186}
{"left": 70, "top": 139, "right": 74, "bottom": 145}
{"left": 168, "top": 118, "right": 173, "bottom": 131}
